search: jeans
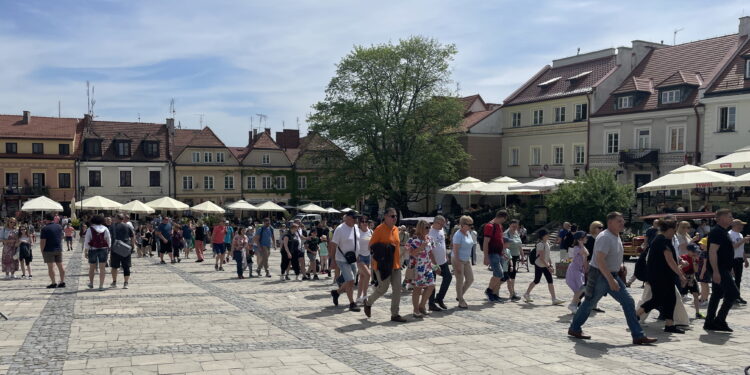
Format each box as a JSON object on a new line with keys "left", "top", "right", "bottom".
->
{"left": 706, "top": 268, "right": 740, "bottom": 325}
{"left": 233, "top": 250, "right": 244, "bottom": 276}
{"left": 429, "top": 262, "right": 453, "bottom": 305}
{"left": 366, "top": 268, "right": 402, "bottom": 316}
{"left": 732, "top": 258, "right": 744, "bottom": 297}
{"left": 569, "top": 267, "right": 644, "bottom": 339}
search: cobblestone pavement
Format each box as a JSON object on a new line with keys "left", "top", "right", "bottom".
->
{"left": 1, "top": 242, "right": 749, "bottom": 374}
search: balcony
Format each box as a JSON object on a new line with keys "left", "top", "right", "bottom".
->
{"left": 3, "top": 186, "right": 50, "bottom": 196}
{"left": 619, "top": 149, "right": 658, "bottom": 165}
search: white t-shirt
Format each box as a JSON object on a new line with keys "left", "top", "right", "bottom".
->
{"left": 729, "top": 230, "right": 744, "bottom": 258}
{"left": 589, "top": 229, "right": 624, "bottom": 272}
{"left": 332, "top": 223, "right": 358, "bottom": 262}
{"left": 357, "top": 227, "right": 372, "bottom": 256}
{"left": 429, "top": 227, "right": 447, "bottom": 265}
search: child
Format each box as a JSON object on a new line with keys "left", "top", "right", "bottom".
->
{"left": 171, "top": 226, "right": 184, "bottom": 264}
{"left": 319, "top": 235, "right": 329, "bottom": 277}
{"left": 565, "top": 231, "right": 589, "bottom": 314}
{"left": 696, "top": 237, "right": 710, "bottom": 306}
{"left": 18, "top": 226, "right": 33, "bottom": 279}
{"left": 304, "top": 231, "right": 320, "bottom": 280}
{"left": 681, "top": 244, "right": 704, "bottom": 319}
{"left": 495, "top": 245, "right": 512, "bottom": 300}
{"left": 63, "top": 224, "right": 75, "bottom": 251}
{"left": 523, "top": 229, "right": 565, "bottom": 305}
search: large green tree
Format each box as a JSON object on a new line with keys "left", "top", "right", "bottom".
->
{"left": 546, "top": 169, "right": 635, "bottom": 227}
{"left": 308, "top": 36, "right": 468, "bottom": 215}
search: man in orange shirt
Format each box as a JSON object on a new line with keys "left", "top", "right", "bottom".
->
{"left": 364, "top": 208, "right": 406, "bottom": 322}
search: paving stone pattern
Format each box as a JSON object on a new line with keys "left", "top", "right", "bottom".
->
{"left": 1, "top": 241, "right": 749, "bottom": 374}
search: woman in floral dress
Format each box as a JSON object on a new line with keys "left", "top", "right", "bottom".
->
{"left": 408, "top": 220, "right": 436, "bottom": 318}
{"left": 2, "top": 217, "right": 20, "bottom": 279}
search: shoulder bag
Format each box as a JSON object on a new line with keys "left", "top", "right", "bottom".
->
{"left": 338, "top": 227, "right": 357, "bottom": 264}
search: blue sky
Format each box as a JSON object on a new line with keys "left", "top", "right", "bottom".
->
{"left": 0, "top": 0, "right": 746, "bottom": 145}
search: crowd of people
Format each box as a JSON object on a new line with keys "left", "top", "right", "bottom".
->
{"left": 1, "top": 205, "right": 747, "bottom": 344}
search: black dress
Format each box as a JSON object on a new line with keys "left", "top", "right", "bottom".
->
{"left": 641, "top": 234, "right": 677, "bottom": 320}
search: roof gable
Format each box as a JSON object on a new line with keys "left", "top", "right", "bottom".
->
{"left": 250, "top": 132, "right": 282, "bottom": 150}
{"left": 0, "top": 115, "right": 80, "bottom": 140}
{"left": 706, "top": 36, "right": 750, "bottom": 95}
{"left": 655, "top": 70, "right": 703, "bottom": 88}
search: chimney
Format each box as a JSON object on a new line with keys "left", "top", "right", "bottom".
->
{"left": 253, "top": 129, "right": 258, "bottom": 139}
{"left": 740, "top": 16, "right": 750, "bottom": 37}
{"left": 264, "top": 128, "right": 271, "bottom": 135}
{"left": 22, "top": 111, "right": 30, "bottom": 124}
{"left": 248, "top": 131, "right": 253, "bottom": 146}
{"left": 166, "top": 118, "right": 175, "bottom": 128}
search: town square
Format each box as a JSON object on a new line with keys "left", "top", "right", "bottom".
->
{"left": 2, "top": 1, "right": 750, "bottom": 374}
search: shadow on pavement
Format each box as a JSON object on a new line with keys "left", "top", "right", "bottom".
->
{"left": 698, "top": 332, "right": 731, "bottom": 345}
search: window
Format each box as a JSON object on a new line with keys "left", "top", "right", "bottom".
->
{"left": 5, "top": 173, "right": 19, "bottom": 188}
{"left": 275, "top": 175, "right": 287, "bottom": 189}
{"left": 573, "top": 144, "right": 585, "bottom": 165}
{"left": 509, "top": 148, "right": 520, "bottom": 166}
{"left": 533, "top": 110, "right": 544, "bottom": 125}
{"left": 554, "top": 106, "right": 566, "bottom": 122}
{"left": 298, "top": 176, "right": 307, "bottom": 190}
{"left": 32, "top": 143, "right": 43, "bottom": 154}
{"left": 216, "top": 152, "right": 225, "bottom": 163}
{"left": 552, "top": 146, "right": 564, "bottom": 165}
{"left": 32, "top": 173, "right": 45, "bottom": 188}
{"left": 606, "top": 131, "right": 619, "bottom": 154}
{"left": 575, "top": 103, "right": 588, "bottom": 121}
{"left": 262, "top": 153, "right": 270, "bottom": 165}
{"left": 746, "top": 59, "right": 750, "bottom": 79}
{"left": 58, "top": 173, "right": 71, "bottom": 189}
{"left": 114, "top": 141, "right": 130, "bottom": 157}
{"left": 530, "top": 146, "right": 541, "bottom": 166}
{"left": 661, "top": 89, "right": 681, "bottom": 104}
{"left": 149, "top": 171, "right": 161, "bottom": 187}
{"left": 84, "top": 140, "right": 101, "bottom": 156}
{"left": 224, "top": 175, "right": 234, "bottom": 190}
{"left": 262, "top": 176, "right": 272, "bottom": 190}
{"left": 143, "top": 141, "right": 159, "bottom": 157}
{"left": 511, "top": 112, "right": 521, "bottom": 127}
{"left": 5, "top": 142, "right": 17, "bottom": 154}
{"left": 58, "top": 144, "right": 70, "bottom": 155}
{"left": 668, "top": 126, "right": 686, "bottom": 152}
{"left": 203, "top": 176, "right": 214, "bottom": 190}
{"left": 247, "top": 176, "right": 256, "bottom": 190}
{"left": 636, "top": 128, "right": 651, "bottom": 149}
{"left": 617, "top": 96, "right": 633, "bottom": 109}
{"left": 182, "top": 176, "right": 193, "bottom": 190}
{"left": 192, "top": 152, "right": 201, "bottom": 163}
{"left": 204, "top": 152, "right": 212, "bottom": 163}
{"left": 719, "top": 106, "right": 736, "bottom": 132}
{"left": 88, "top": 170, "right": 101, "bottom": 187}
{"left": 119, "top": 170, "right": 132, "bottom": 187}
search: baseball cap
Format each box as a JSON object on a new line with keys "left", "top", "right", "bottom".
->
{"left": 732, "top": 219, "right": 747, "bottom": 226}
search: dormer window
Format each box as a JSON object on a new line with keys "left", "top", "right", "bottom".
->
{"left": 617, "top": 96, "right": 633, "bottom": 109}
{"left": 661, "top": 89, "right": 681, "bottom": 104}
{"left": 84, "top": 140, "right": 102, "bottom": 156}
{"left": 143, "top": 141, "right": 159, "bottom": 157}
{"left": 537, "top": 77, "right": 561, "bottom": 87}
{"left": 114, "top": 140, "right": 131, "bottom": 157}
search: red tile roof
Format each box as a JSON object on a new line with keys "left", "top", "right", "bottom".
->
{"left": 249, "top": 132, "right": 281, "bottom": 150}
{"left": 82, "top": 120, "right": 170, "bottom": 161}
{"left": 0, "top": 114, "right": 80, "bottom": 140}
{"left": 460, "top": 95, "right": 486, "bottom": 112}
{"left": 706, "top": 37, "right": 750, "bottom": 95}
{"left": 173, "top": 127, "right": 226, "bottom": 158}
{"left": 596, "top": 34, "right": 742, "bottom": 116}
{"left": 228, "top": 147, "right": 248, "bottom": 160}
{"left": 504, "top": 55, "right": 618, "bottom": 106}
{"left": 284, "top": 148, "right": 301, "bottom": 163}
{"left": 460, "top": 107, "right": 501, "bottom": 131}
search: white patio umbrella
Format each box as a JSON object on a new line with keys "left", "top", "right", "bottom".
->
{"left": 226, "top": 200, "right": 258, "bottom": 211}
{"left": 472, "top": 176, "right": 541, "bottom": 206}
{"left": 326, "top": 207, "right": 341, "bottom": 214}
{"left": 119, "top": 200, "right": 155, "bottom": 214}
{"left": 191, "top": 201, "right": 226, "bottom": 214}
{"left": 702, "top": 145, "right": 750, "bottom": 170}
{"left": 509, "top": 176, "right": 569, "bottom": 192}
{"left": 735, "top": 172, "right": 750, "bottom": 186}
{"left": 438, "top": 177, "right": 487, "bottom": 210}
{"left": 637, "top": 164, "right": 739, "bottom": 211}
{"left": 340, "top": 208, "right": 353, "bottom": 213}
{"left": 145, "top": 196, "right": 189, "bottom": 211}
{"left": 21, "top": 196, "right": 63, "bottom": 212}
{"left": 256, "top": 201, "right": 287, "bottom": 212}
{"left": 298, "top": 203, "right": 329, "bottom": 214}
{"left": 76, "top": 195, "right": 122, "bottom": 210}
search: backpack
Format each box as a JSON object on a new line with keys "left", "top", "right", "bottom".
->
{"left": 633, "top": 245, "right": 650, "bottom": 282}
{"left": 529, "top": 246, "right": 538, "bottom": 264}
{"left": 89, "top": 229, "right": 108, "bottom": 249}
{"left": 477, "top": 223, "right": 496, "bottom": 251}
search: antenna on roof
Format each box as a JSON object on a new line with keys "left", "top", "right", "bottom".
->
{"left": 673, "top": 28, "right": 684, "bottom": 45}
{"left": 256, "top": 113, "right": 267, "bottom": 129}
{"left": 58, "top": 100, "right": 61, "bottom": 118}
{"left": 577, "top": 47, "right": 580, "bottom": 55}
{"left": 137, "top": 113, "right": 141, "bottom": 123}
{"left": 169, "top": 98, "right": 176, "bottom": 118}
{"left": 283, "top": 121, "right": 285, "bottom": 129}
{"left": 90, "top": 85, "right": 96, "bottom": 118}
{"left": 296, "top": 117, "right": 300, "bottom": 130}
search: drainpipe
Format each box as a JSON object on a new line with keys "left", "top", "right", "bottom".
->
{"left": 584, "top": 93, "right": 592, "bottom": 172}
{"left": 692, "top": 103, "right": 704, "bottom": 165}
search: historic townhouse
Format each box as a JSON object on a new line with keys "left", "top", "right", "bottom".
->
{"left": 289, "top": 131, "right": 345, "bottom": 204}
{"left": 500, "top": 44, "right": 654, "bottom": 181}
{"left": 173, "top": 127, "right": 241, "bottom": 206}
{"left": 0, "top": 111, "right": 82, "bottom": 215}
{"left": 457, "top": 94, "right": 503, "bottom": 181}
{"left": 77, "top": 117, "right": 173, "bottom": 203}
{"left": 701, "top": 17, "right": 750, "bottom": 168}
{"left": 234, "top": 129, "right": 295, "bottom": 204}
{"left": 589, "top": 23, "right": 747, "bottom": 189}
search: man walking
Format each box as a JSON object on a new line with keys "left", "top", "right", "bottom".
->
{"left": 364, "top": 208, "right": 405, "bottom": 322}
{"left": 110, "top": 214, "right": 135, "bottom": 289}
{"left": 728, "top": 219, "right": 749, "bottom": 305}
{"left": 254, "top": 218, "right": 275, "bottom": 277}
{"left": 482, "top": 210, "right": 507, "bottom": 302}
{"left": 428, "top": 215, "right": 451, "bottom": 311}
{"left": 212, "top": 221, "right": 227, "bottom": 271}
{"left": 156, "top": 217, "right": 173, "bottom": 265}
{"left": 330, "top": 211, "right": 361, "bottom": 312}
{"left": 40, "top": 214, "right": 65, "bottom": 288}
{"left": 568, "top": 212, "right": 657, "bottom": 345}
{"left": 704, "top": 209, "right": 741, "bottom": 331}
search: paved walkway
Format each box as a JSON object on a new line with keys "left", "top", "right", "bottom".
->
{"left": 1, "top": 242, "right": 749, "bottom": 374}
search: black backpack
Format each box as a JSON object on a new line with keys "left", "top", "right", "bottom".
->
{"left": 529, "top": 245, "right": 538, "bottom": 264}
{"left": 634, "top": 245, "right": 650, "bottom": 282}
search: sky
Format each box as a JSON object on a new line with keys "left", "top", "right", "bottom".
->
{"left": 0, "top": 0, "right": 747, "bottom": 146}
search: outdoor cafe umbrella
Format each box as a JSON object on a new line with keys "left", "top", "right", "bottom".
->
{"left": 145, "top": 196, "right": 189, "bottom": 211}
{"left": 509, "top": 176, "right": 569, "bottom": 193}
{"left": 702, "top": 145, "right": 750, "bottom": 170}
{"left": 438, "top": 177, "right": 487, "bottom": 209}
{"left": 735, "top": 172, "right": 750, "bottom": 186}
{"left": 298, "top": 203, "right": 329, "bottom": 214}
{"left": 340, "top": 208, "right": 353, "bottom": 213}
{"left": 191, "top": 201, "right": 226, "bottom": 214}
{"left": 226, "top": 200, "right": 258, "bottom": 212}
{"left": 21, "top": 196, "right": 63, "bottom": 212}
{"left": 256, "top": 201, "right": 287, "bottom": 212}
{"left": 76, "top": 195, "right": 123, "bottom": 210}
{"left": 119, "top": 200, "right": 155, "bottom": 214}
{"left": 472, "top": 176, "right": 541, "bottom": 207}
{"left": 326, "top": 207, "right": 341, "bottom": 214}
{"left": 637, "top": 164, "right": 739, "bottom": 211}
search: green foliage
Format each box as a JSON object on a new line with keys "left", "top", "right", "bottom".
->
{"left": 546, "top": 169, "right": 635, "bottom": 227}
{"left": 308, "top": 36, "right": 468, "bottom": 214}
{"left": 70, "top": 218, "right": 81, "bottom": 229}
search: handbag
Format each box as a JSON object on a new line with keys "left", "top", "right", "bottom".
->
{"left": 112, "top": 240, "right": 132, "bottom": 258}
{"left": 12, "top": 248, "right": 20, "bottom": 261}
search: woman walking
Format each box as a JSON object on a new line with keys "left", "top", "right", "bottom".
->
{"left": 18, "top": 226, "right": 34, "bottom": 279}
{"left": 523, "top": 229, "right": 565, "bottom": 305}
{"left": 1, "top": 218, "right": 20, "bottom": 279}
{"left": 452, "top": 216, "right": 475, "bottom": 309}
{"left": 281, "top": 223, "right": 301, "bottom": 280}
{"left": 171, "top": 225, "right": 184, "bottom": 264}
{"left": 566, "top": 231, "right": 589, "bottom": 314}
{"left": 408, "top": 220, "right": 436, "bottom": 318}
{"left": 356, "top": 218, "right": 373, "bottom": 304}
{"left": 194, "top": 220, "right": 206, "bottom": 262}
{"left": 232, "top": 227, "right": 249, "bottom": 279}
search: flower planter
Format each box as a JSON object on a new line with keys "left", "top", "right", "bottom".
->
{"left": 555, "top": 262, "right": 569, "bottom": 278}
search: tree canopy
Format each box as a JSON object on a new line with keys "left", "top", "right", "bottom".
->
{"left": 308, "top": 36, "right": 468, "bottom": 214}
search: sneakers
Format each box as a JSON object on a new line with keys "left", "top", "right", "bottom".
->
{"left": 704, "top": 322, "right": 733, "bottom": 332}
{"left": 219, "top": 267, "right": 224, "bottom": 271}
{"left": 510, "top": 294, "right": 521, "bottom": 302}
{"left": 567, "top": 303, "right": 578, "bottom": 314}
{"left": 552, "top": 298, "right": 565, "bottom": 306}
{"left": 390, "top": 315, "right": 407, "bottom": 323}
{"left": 87, "top": 282, "right": 94, "bottom": 289}
{"left": 737, "top": 297, "right": 748, "bottom": 305}
{"left": 160, "top": 260, "right": 166, "bottom": 264}
{"left": 695, "top": 312, "right": 706, "bottom": 319}
{"left": 313, "top": 275, "right": 319, "bottom": 280}
{"left": 428, "top": 304, "right": 443, "bottom": 312}
{"left": 46, "top": 283, "right": 57, "bottom": 289}
{"left": 280, "top": 275, "right": 285, "bottom": 281}
{"left": 285, "top": 275, "right": 290, "bottom": 281}
{"left": 123, "top": 282, "right": 128, "bottom": 289}
{"left": 523, "top": 294, "right": 533, "bottom": 303}
{"left": 330, "top": 290, "right": 340, "bottom": 306}
{"left": 348, "top": 302, "right": 360, "bottom": 312}
{"left": 57, "top": 282, "right": 66, "bottom": 288}
{"left": 256, "top": 269, "right": 262, "bottom": 277}
{"left": 265, "top": 272, "right": 271, "bottom": 278}
{"left": 110, "top": 282, "right": 117, "bottom": 288}
{"left": 215, "top": 264, "right": 219, "bottom": 271}
{"left": 356, "top": 296, "right": 366, "bottom": 305}
{"left": 664, "top": 325, "right": 685, "bottom": 334}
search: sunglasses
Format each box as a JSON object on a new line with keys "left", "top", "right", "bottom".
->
{"left": 597, "top": 226, "right": 604, "bottom": 229}
{"left": 388, "top": 215, "right": 397, "bottom": 218}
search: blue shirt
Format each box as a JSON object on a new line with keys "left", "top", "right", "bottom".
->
{"left": 453, "top": 230, "right": 475, "bottom": 262}
{"left": 255, "top": 226, "right": 273, "bottom": 247}
{"left": 157, "top": 223, "right": 172, "bottom": 242}
{"left": 40, "top": 223, "right": 63, "bottom": 252}
{"left": 182, "top": 224, "right": 193, "bottom": 239}
{"left": 224, "top": 226, "right": 234, "bottom": 244}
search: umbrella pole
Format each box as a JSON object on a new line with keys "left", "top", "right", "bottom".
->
{"left": 688, "top": 189, "right": 693, "bottom": 212}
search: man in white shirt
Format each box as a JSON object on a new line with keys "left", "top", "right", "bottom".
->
{"left": 428, "top": 216, "right": 451, "bottom": 311}
{"left": 729, "top": 219, "right": 749, "bottom": 305}
{"left": 330, "top": 212, "right": 361, "bottom": 312}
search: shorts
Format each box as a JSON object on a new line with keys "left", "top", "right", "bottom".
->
{"left": 507, "top": 255, "right": 519, "bottom": 279}
{"left": 110, "top": 252, "right": 131, "bottom": 269}
{"left": 212, "top": 243, "right": 226, "bottom": 254}
{"left": 679, "top": 277, "right": 700, "bottom": 295}
{"left": 337, "top": 260, "right": 357, "bottom": 282}
{"left": 88, "top": 248, "right": 108, "bottom": 264}
{"left": 307, "top": 251, "right": 317, "bottom": 261}
{"left": 358, "top": 254, "right": 371, "bottom": 265}
{"left": 295, "top": 250, "right": 305, "bottom": 259}
{"left": 159, "top": 240, "right": 172, "bottom": 254}
{"left": 42, "top": 251, "right": 63, "bottom": 264}
{"left": 65, "top": 236, "right": 73, "bottom": 243}
{"left": 19, "top": 243, "right": 32, "bottom": 264}
{"left": 533, "top": 265, "right": 553, "bottom": 284}
{"left": 186, "top": 238, "right": 195, "bottom": 248}
{"left": 489, "top": 253, "right": 504, "bottom": 279}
